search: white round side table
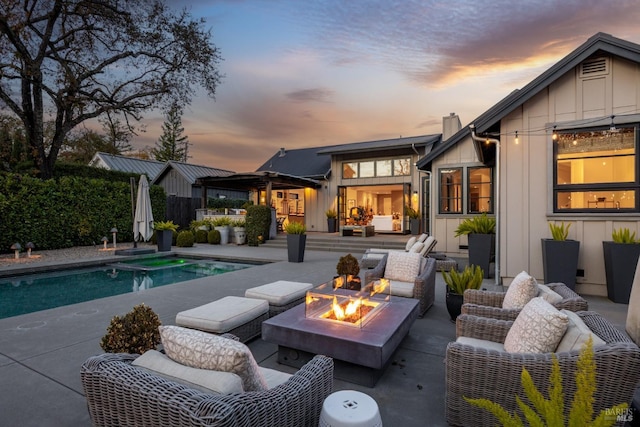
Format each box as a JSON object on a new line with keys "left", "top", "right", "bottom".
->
{"left": 319, "top": 390, "right": 382, "bottom": 427}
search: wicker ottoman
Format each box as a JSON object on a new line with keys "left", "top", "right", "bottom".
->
{"left": 175, "top": 296, "right": 269, "bottom": 342}
{"left": 245, "top": 280, "right": 313, "bottom": 317}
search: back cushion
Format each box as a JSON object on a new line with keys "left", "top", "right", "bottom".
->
{"left": 404, "top": 236, "right": 417, "bottom": 251}
{"left": 502, "top": 271, "right": 538, "bottom": 309}
{"left": 385, "top": 251, "right": 422, "bottom": 282}
{"left": 555, "top": 310, "right": 606, "bottom": 352}
{"left": 160, "top": 325, "right": 268, "bottom": 391}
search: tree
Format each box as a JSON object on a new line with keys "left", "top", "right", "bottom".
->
{"left": 99, "top": 112, "right": 139, "bottom": 154}
{"left": 152, "top": 104, "right": 189, "bottom": 162}
{"left": 0, "top": 0, "right": 222, "bottom": 179}
{"left": 58, "top": 128, "right": 114, "bottom": 164}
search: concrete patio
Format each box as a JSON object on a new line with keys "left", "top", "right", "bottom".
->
{"left": 0, "top": 234, "right": 631, "bottom": 426}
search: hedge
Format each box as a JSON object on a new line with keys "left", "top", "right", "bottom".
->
{"left": 0, "top": 173, "right": 166, "bottom": 253}
{"left": 245, "top": 205, "right": 272, "bottom": 246}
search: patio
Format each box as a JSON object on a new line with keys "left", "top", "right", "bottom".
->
{"left": 0, "top": 235, "right": 632, "bottom": 426}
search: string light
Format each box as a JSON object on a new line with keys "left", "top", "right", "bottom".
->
{"left": 552, "top": 125, "right": 558, "bottom": 141}
{"left": 609, "top": 115, "right": 619, "bottom": 133}
{"left": 514, "top": 131, "right": 519, "bottom": 144}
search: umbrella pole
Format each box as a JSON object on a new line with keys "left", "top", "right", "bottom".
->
{"left": 130, "top": 177, "right": 137, "bottom": 248}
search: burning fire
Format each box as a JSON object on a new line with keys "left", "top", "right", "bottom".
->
{"left": 332, "top": 295, "right": 361, "bottom": 320}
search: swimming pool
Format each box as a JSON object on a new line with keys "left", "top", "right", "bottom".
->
{"left": 0, "top": 257, "right": 255, "bottom": 319}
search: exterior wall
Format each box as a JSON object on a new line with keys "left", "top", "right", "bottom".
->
{"left": 157, "top": 169, "right": 192, "bottom": 197}
{"left": 432, "top": 54, "right": 640, "bottom": 296}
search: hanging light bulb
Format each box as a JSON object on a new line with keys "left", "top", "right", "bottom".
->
{"left": 572, "top": 133, "right": 577, "bottom": 145}
{"left": 514, "top": 131, "right": 519, "bottom": 144}
{"left": 551, "top": 125, "right": 558, "bottom": 141}
{"left": 609, "top": 115, "right": 619, "bottom": 133}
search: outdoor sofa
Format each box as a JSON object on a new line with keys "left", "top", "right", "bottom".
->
{"left": 446, "top": 310, "right": 640, "bottom": 426}
{"left": 81, "top": 331, "right": 334, "bottom": 427}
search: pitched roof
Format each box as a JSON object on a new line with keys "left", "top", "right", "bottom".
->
{"left": 151, "top": 160, "right": 234, "bottom": 185}
{"left": 417, "top": 32, "right": 640, "bottom": 169}
{"left": 256, "top": 146, "right": 333, "bottom": 180}
{"left": 90, "top": 152, "right": 165, "bottom": 179}
{"left": 317, "top": 134, "right": 440, "bottom": 155}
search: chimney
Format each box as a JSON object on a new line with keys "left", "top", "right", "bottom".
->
{"left": 279, "top": 147, "right": 286, "bottom": 157}
{"left": 442, "top": 113, "right": 462, "bottom": 141}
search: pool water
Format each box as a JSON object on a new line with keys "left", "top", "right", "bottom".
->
{"left": 0, "top": 258, "right": 254, "bottom": 319}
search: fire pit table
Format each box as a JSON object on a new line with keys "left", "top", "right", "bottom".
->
{"left": 262, "top": 282, "right": 419, "bottom": 387}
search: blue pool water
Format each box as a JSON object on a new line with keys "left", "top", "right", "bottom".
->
{"left": 0, "top": 257, "right": 255, "bottom": 319}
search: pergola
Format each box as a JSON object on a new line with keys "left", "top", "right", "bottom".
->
{"left": 196, "top": 171, "right": 322, "bottom": 208}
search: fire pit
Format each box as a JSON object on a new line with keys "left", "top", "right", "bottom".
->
{"left": 305, "top": 277, "right": 390, "bottom": 328}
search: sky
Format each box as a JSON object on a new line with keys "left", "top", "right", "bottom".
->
{"left": 133, "top": 0, "right": 640, "bottom": 173}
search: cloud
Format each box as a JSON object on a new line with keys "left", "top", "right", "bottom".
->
{"left": 286, "top": 88, "right": 334, "bottom": 103}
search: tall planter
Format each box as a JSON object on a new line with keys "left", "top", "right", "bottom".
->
{"left": 468, "top": 233, "right": 494, "bottom": 279}
{"left": 156, "top": 230, "right": 173, "bottom": 252}
{"left": 541, "top": 239, "right": 580, "bottom": 290}
{"left": 214, "top": 226, "right": 230, "bottom": 245}
{"left": 287, "top": 234, "right": 307, "bottom": 263}
{"left": 445, "top": 289, "right": 463, "bottom": 322}
{"left": 410, "top": 218, "right": 420, "bottom": 235}
{"left": 327, "top": 218, "right": 337, "bottom": 233}
{"left": 602, "top": 241, "right": 640, "bottom": 303}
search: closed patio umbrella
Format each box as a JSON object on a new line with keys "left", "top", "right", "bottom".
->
{"left": 133, "top": 175, "right": 154, "bottom": 242}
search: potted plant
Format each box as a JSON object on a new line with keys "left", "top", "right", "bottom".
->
{"left": 336, "top": 253, "right": 361, "bottom": 290}
{"left": 231, "top": 219, "right": 246, "bottom": 245}
{"left": 153, "top": 220, "right": 178, "bottom": 252}
{"left": 442, "top": 265, "right": 483, "bottom": 321}
{"left": 285, "top": 221, "right": 307, "bottom": 262}
{"left": 212, "top": 216, "right": 232, "bottom": 244}
{"left": 100, "top": 304, "right": 161, "bottom": 354}
{"left": 454, "top": 213, "right": 496, "bottom": 279}
{"left": 407, "top": 206, "right": 420, "bottom": 235}
{"left": 326, "top": 209, "right": 338, "bottom": 233}
{"left": 541, "top": 221, "right": 580, "bottom": 290}
{"left": 603, "top": 228, "right": 640, "bottom": 303}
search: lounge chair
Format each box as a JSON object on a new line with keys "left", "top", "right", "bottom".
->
{"left": 361, "top": 234, "right": 437, "bottom": 268}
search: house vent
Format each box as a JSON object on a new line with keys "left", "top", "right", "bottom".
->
{"left": 580, "top": 57, "right": 609, "bottom": 77}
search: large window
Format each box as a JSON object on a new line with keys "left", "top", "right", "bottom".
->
{"left": 342, "top": 157, "right": 411, "bottom": 178}
{"left": 439, "top": 168, "right": 462, "bottom": 213}
{"left": 554, "top": 126, "right": 638, "bottom": 212}
{"left": 439, "top": 166, "right": 494, "bottom": 214}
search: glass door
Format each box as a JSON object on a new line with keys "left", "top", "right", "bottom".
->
{"left": 338, "top": 186, "right": 347, "bottom": 227}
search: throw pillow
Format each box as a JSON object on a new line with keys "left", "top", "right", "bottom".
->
{"left": 409, "top": 242, "right": 425, "bottom": 253}
{"left": 384, "top": 251, "right": 422, "bottom": 282}
{"left": 537, "top": 284, "right": 563, "bottom": 305}
{"left": 132, "top": 349, "right": 244, "bottom": 394}
{"left": 504, "top": 297, "right": 569, "bottom": 353}
{"left": 159, "top": 325, "right": 268, "bottom": 391}
{"left": 555, "top": 310, "right": 606, "bottom": 352}
{"left": 417, "top": 233, "right": 429, "bottom": 243}
{"left": 502, "top": 271, "right": 538, "bottom": 309}
{"left": 405, "top": 236, "right": 417, "bottom": 251}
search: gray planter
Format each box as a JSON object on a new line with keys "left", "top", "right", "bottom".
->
{"left": 602, "top": 241, "right": 640, "bottom": 304}
{"left": 214, "top": 226, "right": 230, "bottom": 245}
{"left": 468, "top": 233, "right": 494, "bottom": 279}
{"left": 287, "top": 234, "right": 307, "bottom": 263}
{"left": 541, "top": 239, "right": 580, "bottom": 290}
{"left": 156, "top": 230, "right": 173, "bottom": 252}
{"left": 327, "top": 218, "right": 337, "bottom": 233}
{"left": 410, "top": 218, "right": 420, "bottom": 235}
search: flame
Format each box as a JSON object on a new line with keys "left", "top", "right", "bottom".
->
{"left": 306, "top": 294, "right": 319, "bottom": 305}
{"left": 333, "top": 276, "right": 345, "bottom": 289}
{"left": 332, "top": 295, "right": 362, "bottom": 320}
{"left": 371, "top": 278, "right": 390, "bottom": 296}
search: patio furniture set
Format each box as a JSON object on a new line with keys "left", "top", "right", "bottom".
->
{"left": 80, "top": 235, "right": 640, "bottom": 426}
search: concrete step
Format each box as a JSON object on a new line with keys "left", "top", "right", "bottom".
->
{"left": 263, "top": 233, "right": 408, "bottom": 254}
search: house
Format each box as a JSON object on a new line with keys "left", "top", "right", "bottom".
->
{"left": 198, "top": 135, "right": 442, "bottom": 234}
{"left": 89, "top": 152, "right": 165, "bottom": 180}
{"left": 152, "top": 160, "right": 244, "bottom": 200}
{"left": 417, "top": 32, "right": 640, "bottom": 296}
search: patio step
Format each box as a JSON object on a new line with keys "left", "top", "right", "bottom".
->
{"left": 263, "top": 233, "right": 407, "bottom": 254}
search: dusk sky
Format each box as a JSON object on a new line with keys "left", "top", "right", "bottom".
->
{"left": 134, "top": 1, "right": 640, "bottom": 172}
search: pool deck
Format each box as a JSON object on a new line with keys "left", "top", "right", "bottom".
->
{"left": 0, "top": 234, "right": 633, "bottom": 426}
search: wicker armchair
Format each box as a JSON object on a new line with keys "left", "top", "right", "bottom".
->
{"left": 461, "top": 282, "right": 588, "bottom": 322}
{"left": 446, "top": 312, "right": 640, "bottom": 427}
{"left": 363, "top": 254, "right": 436, "bottom": 317}
{"left": 81, "top": 352, "right": 334, "bottom": 427}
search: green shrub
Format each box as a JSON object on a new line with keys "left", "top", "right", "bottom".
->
{"left": 231, "top": 219, "right": 246, "bottom": 227}
{"left": 176, "top": 230, "right": 194, "bottom": 247}
{"left": 212, "top": 216, "right": 232, "bottom": 226}
{"left": 246, "top": 205, "right": 272, "bottom": 246}
{"left": 442, "top": 265, "right": 484, "bottom": 294}
{"left": 189, "top": 219, "right": 209, "bottom": 232}
{"left": 100, "top": 304, "right": 161, "bottom": 354}
{"left": 336, "top": 254, "right": 360, "bottom": 277}
{"left": 284, "top": 221, "right": 306, "bottom": 234}
{"left": 208, "top": 229, "right": 221, "bottom": 244}
{"left": 454, "top": 212, "right": 496, "bottom": 236}
{"left": 195, "top": 229, "right": 208, "bottom": 243}
{"left": 549, "top": 221, "right": 570, "bottom": 241}
{"left": 612, "top": 227, "right": 639, "bottom": 244}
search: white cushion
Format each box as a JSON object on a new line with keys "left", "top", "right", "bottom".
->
{"left": 537, "top": 284, "right": 563, "bottom": 305}
{"left": 409, "top": 242, "right": 424, "bottom": 253}
{"left": 502, "top": 271, "right": 538, "bottom": 309}
{"left": 159, "top": 325, "right": 268, "bottom": 391}
{"left": 457, "top": 336, "right": 505, "bottom": 352}
{"left": 176, "top": 296, "right": 268, "bottom": 333}
{"left": 503, "top": 297, "right": 569, "bottom": 353}
{"left": 417, "top": 233, "right": 429, "bottom": 243}
{"left": 556, "top": 310, "right": 606, "bottom": 352}
{"left": 245, "top": 281, "right": 313, "bottom": 306}
{"left": 420, "top": 236, "right": 436, "bottom": 256}
{"left": 259, "top": 367, "right": 292, "bottom": 389}
{"left": 132, "top": 349, "right": 244, "bottom": 394}
{"left": 387, "top": 280, "right": 415, "bottom": 297}
{"left": 405, "top": 236, "right": 417, "bottom": 251}
{"left": 384, "top": 251, "right": 422, "bottom": 282}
